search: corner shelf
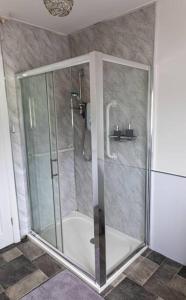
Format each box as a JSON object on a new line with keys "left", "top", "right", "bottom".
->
{"left": 109, "top": 135, "right": 137, "bottom": 141}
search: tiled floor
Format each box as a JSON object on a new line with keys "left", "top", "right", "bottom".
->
{"left": 0, "top": 240, "right": 186, "bottom": 300}
{"left": 0, "top": 239, "right": 65, "bottom": 300}
{"left": 102, "top": 249, "right": 186, "bottom": 300}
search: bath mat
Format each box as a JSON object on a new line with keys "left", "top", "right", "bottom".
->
{"left": 21, "top": 270, "right": 103, "bottom": 300}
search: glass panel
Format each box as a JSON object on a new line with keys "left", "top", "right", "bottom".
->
{"left": 21, "top": 74, "right": 60, "bottom": 248}
{"left": 46, "top": 72, "right": 63, "bottom": 251}
{"left": 103, "top": 61, "right": 149, "bottom": 275}
{"left": 53, "top": 63, "right": 95, "bottom": 278}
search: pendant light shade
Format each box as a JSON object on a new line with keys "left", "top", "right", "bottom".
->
{"left": 43, "top": 0, "right": 74, "bottom": 17}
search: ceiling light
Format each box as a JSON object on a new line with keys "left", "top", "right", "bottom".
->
{"left": 43, "top": 0, "right": 74, "bottom": 17}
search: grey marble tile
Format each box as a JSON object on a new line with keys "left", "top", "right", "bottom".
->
{"left": 124, "top": 256, "right": 159, "bottom": 286}
{"left": 168, "top": 275, "right": 186, "bottom": 297}
{"left": 111, "top": 273, "right": 126, "bottom": 288}
{"left": 1, "top": 20, "right": 71, "bottom": 237}
{"left": 103, "top": 62, "right": 148, "bottom": 170}
{"left": 0, "top": 293, "right": 9, "bottom": 300}
{"left": 0, "top": 256, "right": 36, "bottom": 288}
{"left": 5, "top": 270, "right": 48, "bottom": 300}
{"left": 105, "top": 278, "right": 157, "bottom": 300}
{"left": 1, "top": 248, "right": 22, "bottom": 263}
{"left": 70, "top": 4, "right": 155, "bottom": 65}
{"left": 18, "top": 241, "right": 44, "bottom": 262}
{"left": 69, "top": 5, "right": 155, "bottom": 239}
{"left": 53, "top": 69, "right": 74, "bottom": 150}
{"left": 144, "top": 259, "right": 184, "bottom": 300}
{"left": 0, "top": 285, "right": 4, "bottom": 294}
{"left": 178, "top": 266, "right": 186, "bottom": 279}
{"left": 104, "top": 161, "right": 146, "bottom": 240}
{"left": 0, "top": 257, "right": 5, "bottom": 268}
{"left": 146, "top": 251, "right": 166, "bottom": 265}
{"left": 58, "top": 150, "right": 77, "bottom": 217}
{"left": 33, "top": 254, "right": 65, "bottom": 278}
{"left": 141, "top": 248, "right": 152, "bottom": 257}
{"left": 71, "top": 64, "right": 93, "bottom": 218}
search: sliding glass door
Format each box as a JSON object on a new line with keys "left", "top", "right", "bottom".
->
{"left": 21, "top": 73, "right": 62, "bottom": 250}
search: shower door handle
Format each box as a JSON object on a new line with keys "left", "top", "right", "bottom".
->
{"left": 106, "top": 101, "right": 117, "bottom": 159}
{"left": 50, "top": 159, "right": 58, "bottom": 178}
{"left": 28, "top": 97, "right": 33, "bottom": 129}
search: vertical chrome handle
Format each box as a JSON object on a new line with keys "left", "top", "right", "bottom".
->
{"left": 32, "top": 98, "right": 36, "bottom": 128}
{"left": 28, "top": 97, "right": 33, "bottom": 129}
{"left": 50, "top": 159, "right": 58, "bottom": 178}
{"left": 106, "top": 101, "right": 117, "bottom": 159}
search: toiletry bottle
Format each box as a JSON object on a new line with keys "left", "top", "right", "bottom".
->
{"left": 114, "top": 125, "right": 121, "bottom": 141}
{"left": 126, "top": 123, "right": 134, "bottom": 137}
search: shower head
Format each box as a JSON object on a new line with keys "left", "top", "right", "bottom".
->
{"left": 71, "top": 91, "right": 79, "bottom": 97}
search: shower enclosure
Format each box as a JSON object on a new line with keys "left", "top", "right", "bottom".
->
{"left": 16, "top": 51, "right": 152, "bottom": 291}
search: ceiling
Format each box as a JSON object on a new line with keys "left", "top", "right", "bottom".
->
{"left": 0, "top": 0, "right": 154, "bottom": 35}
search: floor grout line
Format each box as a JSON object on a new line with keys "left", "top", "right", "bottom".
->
{"left": 0, "top": 242, "right": 185, "bottom": 300}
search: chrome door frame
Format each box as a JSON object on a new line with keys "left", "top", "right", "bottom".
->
{"left": 16, "top": 51, "right": 152, "bottom": 289}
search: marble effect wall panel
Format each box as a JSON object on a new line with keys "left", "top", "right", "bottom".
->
{"left": 103, "top": 63, "right": 148, "bottom": 169}
{"left": 0, "top": 20, "right": 71, "bottom": 236}
{"left": 0, "top": 3, "right": 155, "bottom": 240}
{"left": 69, "top": 5, "right": 155, "bottom": 65}
{"left": 58, "top": 150, "right": 77, "bottom": 217}
{"left": 71, "top": 64, "right": 93, "bottom": 218}
{"left": 69, "top": 4, "right": 155, "bottom": 240}
{"left": 103, "top": 63, "right": 148, "bottom": 240}
{"left": 53, "top": 69, "right": 77, "bottom": 218}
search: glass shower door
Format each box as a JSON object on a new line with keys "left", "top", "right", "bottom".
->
{"left": 52, "top": 64, "right": 95, "bottom": 278}
{"left": 21, "top": 73, "right": 62, "bottom": 249}
{"left": 103, "top": 61, "right": 149, "bottom": 276}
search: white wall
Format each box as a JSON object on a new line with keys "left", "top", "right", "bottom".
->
{"left": 0, "top": 43, "right": 20, "bottom": 247}
{"left": 153, "top": 0, "right": 186, "bottom": 176}
{"left": 151, "top": 172, "right": 186, "bottom": 264}
{"left": 151, "top": 0, "right": 186, "bottom": 264}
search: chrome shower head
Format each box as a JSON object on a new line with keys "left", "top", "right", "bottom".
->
{"left": 71, "top": 91, "right": 79, "bottom": 97}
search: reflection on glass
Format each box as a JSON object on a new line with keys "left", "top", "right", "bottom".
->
{"left": 21, "top": 74, "right": 60, "bottom": 248}
{"left": 103, "top": 61, "right": 149, "bottom": 275}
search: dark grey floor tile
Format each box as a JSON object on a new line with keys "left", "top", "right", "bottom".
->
{"left": 6, "top": 270, "right": 48, "bottom": 300}
{"left": 0, "top": 256, "right": 36, "bottom": 288}
{"left": 0, "top": 245, "right": 16, "bottom": 255}
{"left": 105, "top": 278, "right": 157, "bottom": 300}
{"left": 141, "top": 248, "right": 152, "bottom": 257}
{"left": 168, "top": 274, "right": 186, "bottom": 297}
{"left": 18, "top": 241, "right": 44, "bottom": 261}
{"left": 0, "top": 285, "right": 4, "bottom": 294}
{"left": 2, "top": 248, "right": 22, "bottom": 263}
{"left": 111, "top": 273, "right": 126, "bottom": 287}
{"left": 0, "top": 294, "right": 9, "bottom": 300}
{"left": 101, "top": 285, "right": 114, "bottom": 298}
{"left": 164, "top": 258, "right": 182, "bottom": 270}
{"left": 124, "top": 256, "right": 159, "bottom": 286}
{"left": 154, "top": 259, "right": 182, "bottom": 283}
{"left": 0, "top": 258, "right": 5, "bottom": 268}
{"left": 144, "top": 262, "right": 186, "bottom": 300}
{"left": 33, "top": 254, "right": 65, "bottom": 277}
{"left": 147, "top": 251, "right": 165, "bottom": 265}
{"left": 178, "top": 266, "right": 186, "bottom": 279}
